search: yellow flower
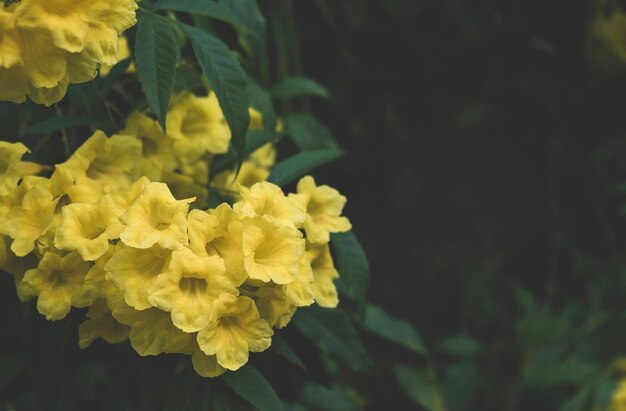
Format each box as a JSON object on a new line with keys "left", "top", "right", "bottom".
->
{"left": 211, "top": 161, "right": 270, "bottom": 201}
{"left": 307, "top": 243, "right": 340, "bottom": 308}
{"left": 587, "top": 9, "right": 626, "bottom": 74}
{"left": 119, "top": 182, "right": 193, "bottom": 250}
{"left": 105, "top": 243, "right": 172, "bottom": 310}
{"left": 82, "top": 244, "right": 117, "bottom": 302}
{"left": 20, "top": 252, "right": 91, "bottom": 320}
{"left": 0, "top": 10, "right": 22, "bottom": 69}
{"left": 15, "top": 0, "right": 137, "bottom": 63}
{"left": 234, "top": 182, "right": 305, "bottom": 227}
{"left": 147, "top": 247, "right": 236, "bottom": 332}
{"left": 249, "top": 143, "right": 277, "bottom": 169}
{"left": 99, "top": 36, "right": 135, "bottom": 76}
{"left": 191, "top": 349, "right": 226, "bottom": 378}
{"left": 283, "top": 255, "right": 315, "bottom": 306}
{"left": 78, "top": 298, "right": 129, "bottom": 349}
{"left": 121, "top": 112, "right": 176, "bottom": 181}
{"left": 187, "top": 209, "right": 220, "bottom": 257}
{"left": 107, "top": 288, "right": 194, "bottom": 356}
{"left": 54, "top": 198, "right": 124, "bottom": 261}
{"left": 0, "top": 141, "right": 39, "bottom": 196}
{"left": 202, "top": 204, "right": 248, "bottom": 285}
{"left": 609, "top": 378, "right": 626, "bottom": 411}
{"left": 241, "top": 216, "right": 305, "bottom": 284}
{"left": 50, "top": 131, "right": 142, "bottom": 202}
{"left": 105, "top": 176, "right": 152, "bottom": 218}
{"left": 1, "top": 184, "right": 56, "bottom": 256}
{"left": 253, "top": 286, "right": 297, "bottom": 329}
{"left": 197, "top": 294, "right": 273, "bottom": 371}
{"left": 290, "top": 176, "right": 352, "bottom": 244}
{"left": 166, "top": 92, "right": 231, "bottom": 164}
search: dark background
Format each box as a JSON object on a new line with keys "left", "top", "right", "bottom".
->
{"left": 292, "top": 0, "right": 626, "bottom": 341}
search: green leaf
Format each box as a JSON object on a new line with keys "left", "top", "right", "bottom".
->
{"left": 558, "top": 385, "right": 592, "bottom": 411}
{"left": 443, "top": 361, "right": 481, "bottom": 411}
{"left": 100, "top": 58, "right": 133, "bottom": 97}
{"left": 67, "top": 82, "right": 104, "bottom": 114}
{"left": 152, "top": 0, "right": 267, "bottom": 78}
{"left": 272, "top": 76, "right": 330, "bottom": 99}
{"left": 298, "top": 383, "right": 356, "bottom": 411}
{"left": 152, "top": 0, "right": 265, "bottom": 44}
{"left": 363, "top": 305, "right": 426, "bottom": 355}
{"left": 332, "top": 231, "right": 370, "bottom": 317}
{"left": 283, "top": 113, "right": 339, "bottom": 150}
{"left": 293, "top": 307, "right": 370, "bottom": 373}
{"left": 270, "top": 334, "right": 307, "bottom": 372}
{"left": 247, "top": 80, "right": 276, "bottom": 130}
{"left": 439, "top": 335, "right": 483, "bottom": 358}
{"left": 180, "top": 23, "right": 250, "bottom": 162}
{"left": 210, "top": 130, "right": 283, "bottom": 175}
{"left": 135, "top": 12, "right": 179, "bottom": 132}
{"left": 393, "top": 364, "right": 445, "bottom": 411}
{"left": 221, "top": 365, "right": 283, "bottom": 411}
{"left": 22, "top": 115, "right": 112, "bottom": 137}
{"left": 268, "top": 149, "right": 344, "bottom": 187}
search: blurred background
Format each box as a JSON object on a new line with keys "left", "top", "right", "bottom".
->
{"left": 275, "top": 0, "right": 626, "bottom": 409}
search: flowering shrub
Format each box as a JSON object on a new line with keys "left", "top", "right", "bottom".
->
{"left": 0, "top": 0, "right": 389, "bottom": 409}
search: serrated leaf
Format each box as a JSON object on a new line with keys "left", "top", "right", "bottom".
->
{"left": 268, "top": 149, "right": 344, "bottom": 187}
{"left": 393, "top": 364, "right": 445, "bottom": 411}
{"left": 284, "top": 113, "right": 339, "bottom": 150}
{"left": 272, "top": 76, "right": 330, "bottom": 99}
{"left": 292, "top": 307, "right": 370, "bottom": 373}
{"left": 211, "top": 130, "right": 283, "bottom": 175}
{"left": 270, "top": 334, "right": 307, "bottom": 372}
{"left": 180, "top": 23, "right": 250, "bottom": 162}
{"left": 135, "top": 12, "right": 179, "bottom": 132}
{"left": 363, "top": 305, "right": 426, "bottom": 355}
{"left": 221, "top": 365, "right": 283, "bottom": 411}
{"left": 332, "top": 231, "right": 369, "bottom": 317}
{"left": 22, "top": 115, "right": 112, "bottom": 137}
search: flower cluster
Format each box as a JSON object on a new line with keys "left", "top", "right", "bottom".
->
{"left": 0, "top": 93, "right": 352, "bottom": 377}
{"left": 0, "top": 0, "right": 138, "bottom": 105}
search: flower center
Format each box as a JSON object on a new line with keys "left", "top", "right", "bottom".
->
{"left": 178, "top": 277, "right": 208, "bottom": 295}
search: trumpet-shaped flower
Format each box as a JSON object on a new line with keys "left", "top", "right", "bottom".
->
{"left": 55, "top": 199, "right": 124, "bottom": 261}
{"left": 99, "top": 36, "right": 134, "bottom": 76}
{"left": 253, "top": 286, "right": 297, "bottom": 328}
{"left": 166, "top": 92, "right": 231, "bottom": 164}
{"left": 78, "top": 298, "right": 130, "bottom": 348}
{"left": 191, "top": 348, "right": 226, "bottom": 378}
{"left": 121, "top": 112, "right": 176, "bottom": 181}
{"left": 187, "top": 209, "right": 220, "bottom": 257}
{"left": 20, "top": 252, "right": 91, "bottom": 320}
{"left": 197, "top": 295, "right": 273, "bottom": 371}
{"left": 148, "top": 247, "right": 236, "bottom": 332}
{"left": 241, "top": 217, "right": 305, "bottom": 284}
{"left": 119, "top": 182, "right": 193, "bottom": 250}
{"left": 105, "top": 243, "right": 172, "bottom": 310}
{"left": 211, "top": 161, "right": 270, "bottom": 201}
{"left": 107, "top": 288, "right": 194, "bottom": 356}
{"left": 234, "top": 182, "right": 305, "bottom": 227}
{"left": 51, "top": 131, "right": 142, "bottom": 202}
{"left": 1, "top": 184, "right": 56, "bottom": 256}
{"left": 0, "top": 141, "right": 40, "bottom": 196}
{"left": 289, "top": 176, "right": 352, "bottom": 244}
{"left": 307, "top": 243, "right": 340, "bottom": 308}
